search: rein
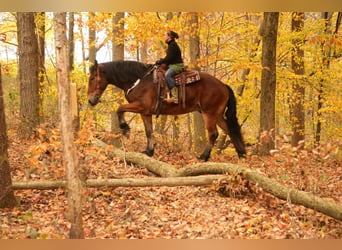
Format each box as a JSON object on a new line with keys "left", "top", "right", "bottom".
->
{"left": 96, "top": 65, "right": 101, "bottom": 82}
{"left": 142, "top": 64, "right": 158, "bottom": 79}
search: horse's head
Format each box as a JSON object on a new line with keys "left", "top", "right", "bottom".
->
{"left": 87, "top": 60, "right": 108, "bottom": 106}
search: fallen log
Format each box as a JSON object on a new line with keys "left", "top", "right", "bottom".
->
{"left": 11, "top": 140, "right": 342, "bottom": 221}
{"left": 95, "top": 139, "right": 342, "bottom": 221}
{"left": 12, "top": 175, "right": 225, "bottom": 190}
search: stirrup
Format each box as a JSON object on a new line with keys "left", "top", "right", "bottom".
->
{"left": 165, "top": 92, "right": 173, "bottom": 103}
{"left": 170, "top": 88, "right": 178, "bottom": 104}
{"left": 165, "top": 89, "right": 178, "bottom": 104}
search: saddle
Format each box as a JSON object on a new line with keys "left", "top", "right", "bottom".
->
{"left": 153, "top": 65, "right": 200, "bottom": 107}
{"left": 174, "top": 70, "right": 201, "bottom": 86}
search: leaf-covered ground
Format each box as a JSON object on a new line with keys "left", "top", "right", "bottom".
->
{"left": 1, "top": 122, "right": 342, "bottom": 239}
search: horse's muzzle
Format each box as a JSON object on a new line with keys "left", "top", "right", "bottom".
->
{"left": 88, "top": 94, "right": 100, "bottom": 106}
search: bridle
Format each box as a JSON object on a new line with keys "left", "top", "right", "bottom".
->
{"left": 96, "top": 64, "right": 101, "bottom": 83}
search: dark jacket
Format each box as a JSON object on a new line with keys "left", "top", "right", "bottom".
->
{"left": 159, "top": 39, "right": 183, "bottom": 65}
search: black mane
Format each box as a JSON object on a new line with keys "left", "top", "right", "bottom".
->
{"left": 96, "top": 60, "right": 153, "bottom": 85}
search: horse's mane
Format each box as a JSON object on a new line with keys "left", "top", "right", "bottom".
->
{"left": 96, "top": 60, "right": 153, "bottom": 84}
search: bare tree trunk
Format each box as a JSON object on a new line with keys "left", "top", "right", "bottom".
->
{"left": 140, "top": 40, "right": 148, "bottom": 62}
{"left": 258, "top": 12, "right": 279, "bottom": 155}
{"left": 88, "top": 12, "right": 96, "bottom": 64}
{"left": 68, "top": 12, "right": 75, "bottom": 72}
{"left": 0, "top": 64, "right": 17, "bottom": 208}
{"left": 237, "top": 13, "right": 262, "bottom": 97}
{"left": 80, "top": 13, "right": 87, "bottom": 74}
{"left": 13, "top": 176, "right": 222, "bottom": 190}
{"left": 68, "top": 13, "right": 79, "bottom": 132}
{"left": 54, "top": 12, "right": 84, "bottom": 239}
{"left": 111, "top": 12, "right": 125, "bottom": 147}
{"left": 315, "top": 12, "right": 334, "bottom": 146}
{"left": 290, "top": 12, "right": 305, "bottom": 147}
{"left": 17, "top": 12, "right": 40, "bottom": 137}
{"left": 189, "top": 12, "right": 206, "bottom": 154}
{"left": 36, "top": 12, "right": 46, "bottom": 122}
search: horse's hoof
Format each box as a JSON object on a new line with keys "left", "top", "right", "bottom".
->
{"left": 122, "top": 130, "right": 130, "bottom": 138}
{"left": 142, "top": 149, "right": 154, "bottom": 157}
{"left": 198, "top": 154, "right": 209, "bottom": 161}
{"left": 238, "top": 153, "right": 246, "bottom": 159}
{"left": 238, "top": 151, "right": 247, "bottom": 159}
{"left": 119, "top": 123, "right": 130, "bottom": 138}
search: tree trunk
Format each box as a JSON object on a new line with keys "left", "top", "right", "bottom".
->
{"left": 155, "top": 115, "right": 167, "bottom": 134}
{"left": 189, "top": 13, "right": 200, "bottom": 71}
{"left": 54, "top": 12, "right": 84, "bottom": 239}
{"left": 237, "top": 13, "right": 262, "bottom": 97}
{"left": 189, "top": 12, "right": 206, "bottom": 154}
{"left": 36, "top": 12, "right": 46, "bottom": 122}
{"left": 17, "top": 12, "right": 40, "bottom": 137}
{"left": 68, "top": 12, "right": 75, "bottom": 72}
{"left": 140, "top": 40, "right": 148, "bottom": 62}
{"left": 13, "top": 175, "right": 222, "bottom": 190}
{"left": 290, "top": 12, "right": 305, "bottom": 147}
{"left": 258, "top": 12, "right": 279, "bottom": 155}
{"left": 68, "top": 13, "right": 79, "bottom": 133}
{"left": 80, "top": 13, "right": 87, "bottom": 74}
{"left": 315, "top": 12, "right": 333, "bottom": 146}
{"left": 0, "top": 64, "right": 17, "bottom": 208}
{"left": 88, "top": 12, "right": 96, "bottom": 64}
{"left": 110, "top": 12, "right": 125, "bottom": 147}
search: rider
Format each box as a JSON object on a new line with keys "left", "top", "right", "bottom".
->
{"left": 156, "top": 30, "right": 184, "bottom": 102}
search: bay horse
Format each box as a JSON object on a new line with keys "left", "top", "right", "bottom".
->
{"left": 87, "top": 60, "right": 246, "bottom": 161}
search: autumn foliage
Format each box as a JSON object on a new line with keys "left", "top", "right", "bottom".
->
{"left": 0, "top": 12, "right": 341, "bottom": 239}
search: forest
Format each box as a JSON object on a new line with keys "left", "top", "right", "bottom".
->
{"left": 0, "top": 12, "right": 341, "bottom": 239}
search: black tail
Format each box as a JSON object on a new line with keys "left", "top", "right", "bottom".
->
{"left": 225, "top": 85, "right": 246, "bottom": 158}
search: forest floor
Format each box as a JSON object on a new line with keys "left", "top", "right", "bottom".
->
{"left": 1, "top": 120, "right": 342, "bottom": 239}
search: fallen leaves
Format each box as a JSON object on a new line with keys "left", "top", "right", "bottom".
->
{"left": 2, "top": 124, "right": 342, "bottom": 239}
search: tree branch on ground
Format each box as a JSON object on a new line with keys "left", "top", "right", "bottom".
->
{"left": 12, "top": 139, "right": 342, "bottom": 221}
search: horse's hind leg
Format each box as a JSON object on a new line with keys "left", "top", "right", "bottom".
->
{"left": 217, "top": 115, "right": 246, "bottom": 158}
{"left": 140, "top": 114, "right": 155, "bottom": 156}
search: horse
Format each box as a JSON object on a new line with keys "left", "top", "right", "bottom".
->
{"left": 87, "top": 60, "right": 246, "bottom": 161}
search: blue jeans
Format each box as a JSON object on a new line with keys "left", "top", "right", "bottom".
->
{"left": 165, "top": 68, "right": 176, "bottom": 89}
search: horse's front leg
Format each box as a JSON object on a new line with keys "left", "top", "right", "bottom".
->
{"left": 116, "top": 103, "right": 140, "bottom": 138}
{"left": 199, "top": 114, "right": 219, "bottom": 161}
{"left": 140, "top": 114, "right": 155, "bottom": 156}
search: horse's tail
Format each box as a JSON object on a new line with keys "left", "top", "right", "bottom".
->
{"left": 225, "top": 85, "right": 246, "bottom": 157}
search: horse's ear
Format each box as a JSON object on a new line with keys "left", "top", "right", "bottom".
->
{"left": 90, "top": 60, "right": 98, "bottom": 72}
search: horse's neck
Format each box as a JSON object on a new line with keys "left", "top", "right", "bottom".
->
{"left": 103, "top": 62, "right": 137, "bottom": 92}
{"left": 108, "top": 77, "right": 134, "bottom": 92}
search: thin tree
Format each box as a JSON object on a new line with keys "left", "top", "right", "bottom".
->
{"left": 111, "top": 12, "right": 125, "bottom": 147}
{"left": 0, "top": 64, "right": 17, "bottom": 208}
{"left": 54, "top": 12, "right": 84, "bottom": 239}
{"left": 258, "top": 12, "right": 279, "bottom": 155}
{"left": 68, "top": 12, "right": 75, "bottom": 72}
{"left": 17, "top": 12, "right": 40, "bottom": 137}
{"left": 315, "top": 12, "right": 335, "bottom": 145}
{"left": 290, "top": 12, "right": 305, "bottom": 147}
{"left": 88, "top": 12, "right": 96, "bottom": 64}
{"left": 36, "top": 12, "right": 46, "bottom": 121}
{"left": 189, "top": 12, "right": 206, "bottom": 154}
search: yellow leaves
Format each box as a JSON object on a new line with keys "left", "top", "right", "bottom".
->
{"left": 101, "top": 191, "right": 111, "bottom": 197}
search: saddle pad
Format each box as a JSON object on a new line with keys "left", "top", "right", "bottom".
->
{"left": 174, "top": 70, "right": 200, "bottom": 85}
